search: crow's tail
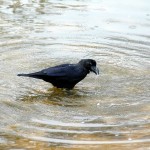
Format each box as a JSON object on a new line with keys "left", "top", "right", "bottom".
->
{"left": 17, "top": 73, "right": 30, "bottom": 77}
{"left": 17, "top": 72, "right": 44, "bottom": 79}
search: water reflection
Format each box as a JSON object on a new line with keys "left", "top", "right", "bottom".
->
{"left": 20, "top": 88, "right": 86, "bottom": 107}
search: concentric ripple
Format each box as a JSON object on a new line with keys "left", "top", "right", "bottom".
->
{"left": 0, "top": 0, "right": 150, "bottom": 149}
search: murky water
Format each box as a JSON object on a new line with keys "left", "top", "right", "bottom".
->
{"left": 0, "top": 0, "right": 150, "bottom": 149}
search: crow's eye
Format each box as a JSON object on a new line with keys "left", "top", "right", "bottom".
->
{"left": 89, "top": 62, "right": 92, "bottom": 66}
{"left": 86, "top": 62, "right": 92, "bottom": 68}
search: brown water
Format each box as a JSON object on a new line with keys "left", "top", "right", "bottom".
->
{"left": 0, "top": 0, "right": 150, "bottom": 149}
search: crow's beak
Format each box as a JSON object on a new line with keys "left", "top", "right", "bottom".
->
{"left": 91, "top": 66, "right": 99, "bottom": 75}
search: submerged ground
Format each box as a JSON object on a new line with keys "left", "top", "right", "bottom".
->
{"left": 0, "top": 0, "right": 150, "bottom": 149}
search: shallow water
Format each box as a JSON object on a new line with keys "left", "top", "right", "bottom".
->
{"left": 0, "top": 0, "right": 150, "bottom": 149}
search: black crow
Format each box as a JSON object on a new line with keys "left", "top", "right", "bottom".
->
{"left": 18, "top": 59, "right": 99, "bottom": 89}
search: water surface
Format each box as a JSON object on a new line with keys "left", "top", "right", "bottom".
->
{"left": 0, "top": 0, "right": 150, "bottom": 149}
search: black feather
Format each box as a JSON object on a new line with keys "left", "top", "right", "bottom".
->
{"left": 18, "top": 59, "right": 99, "bottom": 89}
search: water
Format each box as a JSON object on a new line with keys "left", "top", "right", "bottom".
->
{"left": 0, "top": 0, "right": 150, "bottom": 149}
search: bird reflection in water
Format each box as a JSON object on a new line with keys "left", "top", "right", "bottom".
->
{"left": 19, "top": 87, "right": 87, "bottom": 107}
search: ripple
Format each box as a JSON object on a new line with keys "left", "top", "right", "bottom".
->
{"left": 32, "top": 119, "right": 119, "bottom": 128}
{"left": 0, "top": 0, "right": 150, "bottom": 149}
{"left": 21, "top": 135, "right": 150, "bottom": 145}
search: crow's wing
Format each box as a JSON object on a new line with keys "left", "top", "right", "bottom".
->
{"left": 18, "top": 63, "right": 83, "bottom": 80}
{"left": 40, "top": 64, "right": 75, "bottom": 77}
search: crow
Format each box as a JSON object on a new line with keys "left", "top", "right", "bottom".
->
{"left": 18, "top": 59, "right": 99, "bottom": 89}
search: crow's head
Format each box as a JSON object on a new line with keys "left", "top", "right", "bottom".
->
{"left": 79, "top": 59, "right": 99, "bottom": 75}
